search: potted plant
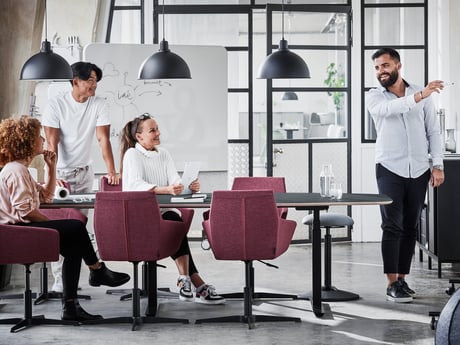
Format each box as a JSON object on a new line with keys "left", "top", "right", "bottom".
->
{"left": 324, "top": 62, "right": 345, "bottom": 114}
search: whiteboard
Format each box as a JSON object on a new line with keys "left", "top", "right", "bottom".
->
{"left": 83, "top": 43, "right": 228, "bottom": 173}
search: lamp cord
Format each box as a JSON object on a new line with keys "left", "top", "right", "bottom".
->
{"left": 44, "top": 0, "right": 48, "bottom": 41}
{"left": 281, "top": 0, "right": 285, "bottom": 40}
{"left": 162, "top": 0, "right": 165, "bottom": 41}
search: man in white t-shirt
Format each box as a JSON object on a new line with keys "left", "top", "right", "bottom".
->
{"left": 42, "top": 62, "right": 120, "bottom": 292}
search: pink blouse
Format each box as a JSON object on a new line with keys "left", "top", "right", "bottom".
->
{"left": 0, "top": 161, "right": 53, "bottom": 224}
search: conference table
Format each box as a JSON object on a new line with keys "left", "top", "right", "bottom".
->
{"left": 42, "top": 191, "right": 391, "bottom": 318}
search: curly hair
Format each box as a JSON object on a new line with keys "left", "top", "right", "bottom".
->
{"left": 0, "top": 115, "right": 41, "bottom": 167}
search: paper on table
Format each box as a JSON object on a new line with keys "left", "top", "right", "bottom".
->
{"left": 180, "top": 161, "right": 200, "bottom": 195}
{"left": 170, "top": 196, "right": 206, "bottom": 203}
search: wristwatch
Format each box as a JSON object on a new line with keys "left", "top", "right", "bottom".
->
{"left": 433, "top": 165, "right": 444, "bottom": 171}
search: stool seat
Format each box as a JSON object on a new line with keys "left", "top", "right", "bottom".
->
{"left": 302, "top": 212, "right": 358, "bottom": 302}
{"left": 302, "top": 213, "right": 354, "bottom": 228}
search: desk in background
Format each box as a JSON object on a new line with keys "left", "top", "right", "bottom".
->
{"left": 42, "top": 192, "right": 391, "bottom": 318}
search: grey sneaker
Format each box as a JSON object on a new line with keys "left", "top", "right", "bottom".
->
{"left": 386, "top": 280, "right": 413, "bottom": 303}
{"left": 195, "top": 284, "right": 225, "bottom": 305}
{"left": 398, "top": 277, "right": 416, "bottom": 298}
{"left": 177, "top": 276, "right": 193, "bottom": 302}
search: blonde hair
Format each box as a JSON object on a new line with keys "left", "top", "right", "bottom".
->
{"left": 119, "top": 113, "right": 154, "bottom": 174}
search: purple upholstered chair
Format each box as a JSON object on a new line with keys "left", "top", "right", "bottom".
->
{"left": 201, "top": 176, "right": 289, "bottom": 250}
{"left": 204, "top": 177, "right": 295, "bottom": 301}
{"left": 196, "top": 190, "right": 300, "bottom": 329}
{"left": 34, "top": 181, "right": 91, "bottom": 305}
{"left": 100, "top": 176, "right": 122, "bottom": 192}
{"left": 0, "top": 224, "right": 78, "bottom": 332}
{"left": 35, "top": 184, "right": 90, "bottom": 305}
{"left": 99, "top": 176, "right": 194, "bottom": 300}
{"left": 91, "top": 191, "right": 190, "bottom": 330}
{"left": 232, "top": 176, "right": 288, "bottom": 219}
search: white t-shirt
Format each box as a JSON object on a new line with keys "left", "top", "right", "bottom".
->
{"left": 42, "top": 91, "right": 110, "bottom": 169}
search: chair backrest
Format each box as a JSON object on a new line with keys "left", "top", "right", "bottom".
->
{"left": 232, "top": 176, "right": 288, "bottom": 218}
{"left": 204, "top": 190, "right": 296, "bottom": 261}
{"left": 94, "top": 191, "right": 188, "bottom": 263}
{"left": 62, "top": 180, "right": 71, "bottom": 192}
{"left": 231, "top": 177, "right": 286, "bottom": 192}
{"left": 100, "top": 176, "right": 122, "bottom": 191}
{"left": 0, "top": 224, "right": 59, "bottom": 264}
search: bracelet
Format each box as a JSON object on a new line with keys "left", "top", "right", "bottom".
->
{"left": 420, "top": 91, "right": 424, "bottom": 100}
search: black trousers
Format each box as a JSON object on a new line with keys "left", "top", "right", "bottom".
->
{"left": 376, "top": 164, "right": 430, "bottom": 274}
{"left": 18, "top": 219, "right": 98, "bottom": 300}
{"left": 162, "top": 211, "right": 198, "bottom": 276}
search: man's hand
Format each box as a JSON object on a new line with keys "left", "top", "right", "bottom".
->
{"left": 430, "top": 168, "right": 445, "bottom": 188}
{"left": 105, "top": 173, "right": 120, "bottom": 185}
{"left": 421, "top": 80, "right": 445, "bottom": 99}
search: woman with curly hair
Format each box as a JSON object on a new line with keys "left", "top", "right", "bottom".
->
{"left": 0, "top": 115, "right": 130, "bottom": 321}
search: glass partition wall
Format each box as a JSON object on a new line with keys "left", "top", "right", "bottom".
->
{"left": 106, "top": 0, "right": 352, "bottom": 242}
{"left": 361, "top": 0, "right": 428, "bottom": 142}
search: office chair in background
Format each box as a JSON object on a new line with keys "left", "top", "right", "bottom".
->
{"left": 196, "top": 190, "right": 300, "bottom": 329}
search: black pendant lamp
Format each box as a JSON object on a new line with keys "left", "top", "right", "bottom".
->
{"left": 258, "top": 0, "right": 310, "bottom": 79}
{"left": 138, "top": 0, "right": 191, "bottom": 79}
{"left": 20, "top": 0, "right": 72, "bottom": 81}
{"left": 281, "top": 91, "right": 298, "bottom": 100}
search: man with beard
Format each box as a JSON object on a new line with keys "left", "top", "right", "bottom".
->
{"left": 366, "top": 47, "right": 445, "bottom": 303}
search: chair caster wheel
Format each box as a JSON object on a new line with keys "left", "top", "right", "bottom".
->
{"left": 429, "top": 311, "right": 439, "bottom": 330}
{"left": 201, "top": 239, "right": 210, "bottom": 250}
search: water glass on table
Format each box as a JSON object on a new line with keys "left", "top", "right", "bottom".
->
{"left": 330, "top": 182, "right": 343, "bottom": 200}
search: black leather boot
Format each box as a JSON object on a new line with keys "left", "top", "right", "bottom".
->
{"left": 89, "top": 262, "right": 130, "bottom": 287}
{"left": 62, "top": 300, "right": 103, "bottom": 321}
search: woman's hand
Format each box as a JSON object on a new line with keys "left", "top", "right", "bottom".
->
{"left": 189, "top": 179, "right": 200, "bottom": 193}
{"left": 170, "top": 183, "right": 184, "bottom": 195}
{"left": 42, "top": 150, "right": 56, "bottom": 168}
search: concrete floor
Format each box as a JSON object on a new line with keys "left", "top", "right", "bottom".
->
{"left": 0, "top": 241, "right": 457, "bottom": 345}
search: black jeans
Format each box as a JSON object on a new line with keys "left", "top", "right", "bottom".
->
{"left": 18, "top": 219, "right": 98, "bottom": 300}
{"left": 162, "top": 211, "right": 198, "bottom": 276}
{"left": 376, "top": 164, "right": 430, "bottom": 274}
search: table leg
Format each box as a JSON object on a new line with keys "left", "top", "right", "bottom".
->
{"left": 311, "top": 208, "right": 324, "bottom": 316}
{"left": 145, "top": 261, "right": 157, "bottom": 317}
{"left": 297, "top": 208, "right": 325, "bottom": 317}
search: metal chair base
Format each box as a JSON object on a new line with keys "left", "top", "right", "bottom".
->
{"left": 195, "top": 314, "right": 300, "bottom": 330}
{"left": 301, "top": 286, "right": 360, "bottom": 302}
{"left": 0, "top": 315, "right": 78, "bottom": 333}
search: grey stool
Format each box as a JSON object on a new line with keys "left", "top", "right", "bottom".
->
{"left": 302, "top": 212, "right": 359, "bottom": 302}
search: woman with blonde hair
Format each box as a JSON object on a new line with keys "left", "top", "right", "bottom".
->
{"left": 120, "top": 113, "right": 224, "bottom": 305}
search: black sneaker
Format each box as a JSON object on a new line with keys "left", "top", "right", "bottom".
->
{"left": 386, "top": 280, "right": 413, "bottom": 303}
{"left": 398, "top": 277, "right": 416, "bottom": 298}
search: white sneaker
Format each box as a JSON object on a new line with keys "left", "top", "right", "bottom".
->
{"left": 177, "top": 276, "right": 193, "bottom": 302}
{"left": 51, "top": 274, "right": 63, "bottom": 293}
{"left": 195, "top": 284, "right": 225, "bottom": 305}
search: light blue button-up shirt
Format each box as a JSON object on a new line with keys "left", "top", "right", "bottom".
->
{"left": 366, "top": 80, "right": 443, "bottom": 179}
